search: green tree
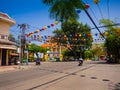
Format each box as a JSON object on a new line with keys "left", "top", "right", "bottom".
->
{"left": 100, "top": 19, "right": 120, "bottom": 63}
{"left": 42, "top": 0, "right": 93, "bottom": 60}
{"left": 52, "top": 21, "right": 93, "bottom": 59}
{"left": 9, "top": 34, "right": 15, "bottom": 42}
{"left": 84, "top": 50, "right": 93, "bottom": 60}
{"left": 28, "top": 44, "right": 48, "bottom": 58}
{"left": 42, "top": 0, "right": 84, "bottom": 22}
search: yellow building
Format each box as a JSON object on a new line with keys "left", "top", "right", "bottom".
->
{"left": 0, "top": 12, "right": 17, "bottom": 65}
{"left": 41, "top": 43, "right": 64, "bottom": 61}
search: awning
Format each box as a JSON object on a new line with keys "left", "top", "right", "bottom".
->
{"left": 10, "top": 53, "right": 19, "bottom": 56}
{"left": 0, "top": 44, "right": 17, "bottom": 50}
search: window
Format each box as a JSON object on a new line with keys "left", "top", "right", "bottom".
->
{"left": 1, "top": 35, "right": 5, "bottom": 39}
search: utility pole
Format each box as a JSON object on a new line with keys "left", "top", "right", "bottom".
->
{"left": 18, "top": 24, "right": 29, "bottom": 65}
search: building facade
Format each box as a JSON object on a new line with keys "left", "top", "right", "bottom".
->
{"left": 0, "top": 12, "right": 17, "bottom": 65}
{"left": 41, "top": 43, "right": 65, "bottom": 61}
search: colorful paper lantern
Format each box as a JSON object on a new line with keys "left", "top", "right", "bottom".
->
{"left": 42, "top": 27, "right": 45, "bottom": 30}
{"left": 95, "top": 33, "right": 98, "bottom": 36}
{"left": 79, "top": 34, "right": 82, "bottom": 37}
{"left": 64, "top": 35, "right": 67, "bottom": 37}
{"left": 55, "top": 21, "right": 59, "bottom": 24}
{"left": 76, "top": 9, "right": 81, "bottom": 14}
{"left": 44, "top": 26, "right": 47, "bottom": 30}
{"left": 85, "top": 4, "right": 90, "bottom": 9}
{"left": 51, "top": 24, "right": 54, "bottom": 27}
{"left": 104, "top": 32, "right": 108, "bottom": 36}
{"left": 88, "top": 33, "right": 92, "bottom": 37}
{"left": 47, "top": 26, "right": 50, "bottom": 28}
{"left": 94, "top": 0, "right": 99, "bottom": 4}
{"left": 36, "top": 29, "right": 40, "bottom": 33}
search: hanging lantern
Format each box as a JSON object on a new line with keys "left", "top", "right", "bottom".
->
{"left": 64, "top": 35, "right": 67, "bottom": 38}
{"left": 85, "top": 4, "right": 90, "bottom": 9}
{"left": 59, "top": 34, "right": 62, "bottom": 37}
{"left": 110, "top": 32, "right": 113, "bottom": 34}
{"left": 79, "top": 34, "right": 82, "bottom": 37}
{"left": 64, "top": 37, "right": 66, "bottom": 40}
{"left": 42, "top": 27, "right": 45, "bottom": 30}
{"left": 55, "top": 21, "right": 59, "bottom": 24}
{"left": 36, "top": 29, "right": 40, "bottom": 33}
{"left": 37, "top": 35, "right": 39, "bottom": 38}
{"left": 104, "top": 32, "right": 108, "bottom": 36}
{"left": 75, "top": 34, "right": 79, "bottom": 38}
{"left": 116, "top": 30, "right": 120, "bottom": 34}
{"left": 95, "top": 33, "right": 98, "bottom": 36}
{"left": 51, "top": 24, "right": 54, "bottom": 27}
{"left": 44, "top": 26, "right": 47, "bottom": 30}
{"left": 94, "top": 0, "right": 99, "bottom": 4}
{"left": 83, "top": 34, "right": 86, "bottom": 37}
{"left": 55, "top": 34, "right": 58, "bottom": 38}
{"left": 88, "top": 33, "right": 92, "bottom": 37}
{"left": 47, "top": 26, "right": 50, "bottom": 28}
{"left": 69, "top": 34, "right": 72, "bottom": 38}
{"left": 76, "top": 9, "right": 81, "bottom": 14}
{"left": 26, "top": 34, "right": 29, "bottom": 37}
{"left": 48, "top": 36, "right": 51, "bottom": 39}
{"left": 31, "top": 32, "right": 34, "bottom": 34}
{"left": 34, "top": 35, "right": 36, "bottom": 40}
{"left": 44, "top": 35, "right": 47, "bottom": 39}
{"left": 66, "top": 38, "right": 68, "bottom": 40}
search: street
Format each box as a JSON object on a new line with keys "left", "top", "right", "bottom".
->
{"left": 0, "top": 61, "right": 120, "bottom": 90}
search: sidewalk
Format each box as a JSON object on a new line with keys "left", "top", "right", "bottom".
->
{"left": 0, "top": 62, "right": 51, "bottom": 73}
{"left": 0, "top": 62, "right": 35, "bottom": 73}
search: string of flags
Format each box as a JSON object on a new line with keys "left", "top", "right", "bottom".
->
{"left": 26, "top": 28, "right": 120, "bottom": 43}
{"left": 25, "top": 21, "right": 59, "bottom": 37}
{"left": 26, "top": 30, "right": 114, "bottom": 44}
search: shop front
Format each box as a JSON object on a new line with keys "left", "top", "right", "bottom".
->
{"left": 0, "top": 44, "right": 17, "bottom": 66}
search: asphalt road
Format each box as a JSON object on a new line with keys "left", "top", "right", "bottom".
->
{"left": 0, "top": 61, "right": 120, "bottom": 90}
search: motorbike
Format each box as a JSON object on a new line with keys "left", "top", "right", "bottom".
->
{"left": 36, "top": 58, "right": 41, "bottom": 65}
{"left": 78, "top": 58, "right": 83, "bottom": 66}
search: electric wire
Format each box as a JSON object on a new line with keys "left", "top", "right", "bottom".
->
{"left": 96, "top": 3, "right": 104, "bottom": 19}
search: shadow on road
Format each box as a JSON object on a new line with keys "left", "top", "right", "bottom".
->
{"left": 108, "top": 82, "right": 120, "bottom": 90}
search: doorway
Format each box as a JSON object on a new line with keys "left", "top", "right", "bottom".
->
{"left": 2, "top": 49, "right": 6, "bottom": 65}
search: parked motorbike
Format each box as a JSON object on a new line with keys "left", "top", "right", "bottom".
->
{"left": 78, "top": 58, "right": 83, "bottom": 66}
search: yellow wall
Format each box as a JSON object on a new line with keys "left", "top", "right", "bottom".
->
{"left": 0, "top": 21, "right": 10, "bottom": 35}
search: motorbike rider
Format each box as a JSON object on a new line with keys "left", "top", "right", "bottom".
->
{"left": 78, "top": 57, "right": 83, "bottom": 66}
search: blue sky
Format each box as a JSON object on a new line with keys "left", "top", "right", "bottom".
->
{"left": 0, "top": 0, "right": 120, "bottom": 44}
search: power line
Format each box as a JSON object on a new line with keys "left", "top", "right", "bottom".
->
{"left": 91, "top": 23, "right": 120, "bottom": 29}
{"left": 84, "top": 0, "right": 100, "bottom": 24}
{"left": 97, "top": 4, "right": 104, "bottom": 19}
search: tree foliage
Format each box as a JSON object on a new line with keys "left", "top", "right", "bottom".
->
{"left": 100, "top": 19, "right": 120, "bottom": 63}
{"left": 52, "top": 21, "right": 93, "bottom": 58}
{"left": 42, "top": 0, "right": 84, "bottom": 22}
{"left": 27, "top": 44, "right": 48, "bottom": 58}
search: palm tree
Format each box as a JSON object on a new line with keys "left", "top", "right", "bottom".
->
{"left": 42, "top": 0, "right": 84, "bottom": 22}
{"left": 42, "top": 0, "right": 105, "bottom": 39}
